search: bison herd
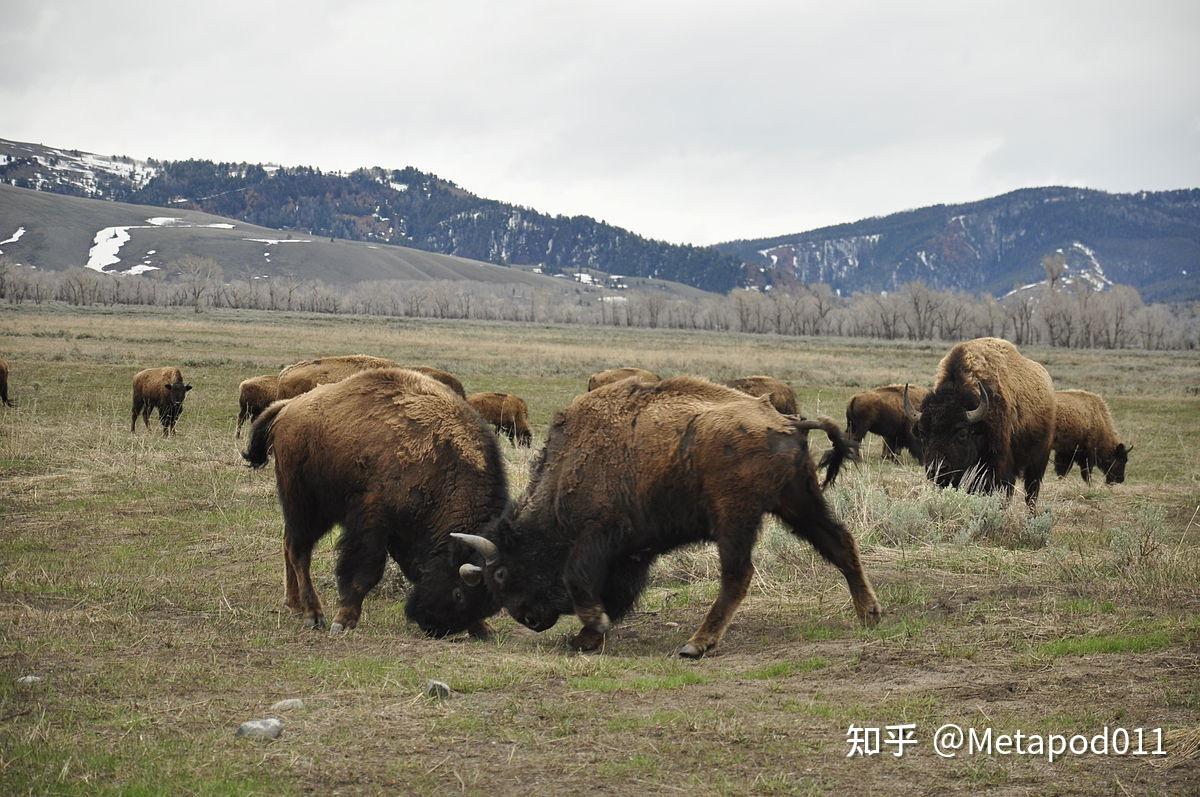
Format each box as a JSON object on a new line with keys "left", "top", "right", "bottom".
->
{"left": 1, "top": 336, "right": 1130, "bottom": 657}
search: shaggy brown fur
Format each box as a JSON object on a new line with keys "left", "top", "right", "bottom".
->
{"left": 911, "top": 337, "right": 1054, "bottom": 508}
{"left": 467, "top": 392, "right": 533, "bottom": 447}
{"left": 275, "top": 355, "right": 400, "bottom": 399}
{"left": 235, "top": 375, "right": 279, "bottom": 438}
{"left": 587, "top": 366, "right": 660, "bottom": 391}
{"left": 0, "top": 358, "right": 12, "bottom": 407}
{"left": 242, "top": 369, "right": 507, "bottom": 638}
{"left": 460, "top": 376, "right": 879, "bottom": 659}
{"left": 131, "top": 367, "right": 192, "bottom": 436}
{"left": 408, "top": 366, "right": 467, "bottom": 399}
{"left": 1053, "top": 389, "right": 1129, "bottom": 484}
{"left": 846, "top": 384, "right": 929, "bottom": 461}
{"left": 723, "top": 375, "right": 799, "bottom": 415}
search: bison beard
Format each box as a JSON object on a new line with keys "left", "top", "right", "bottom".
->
{"left": 455, "top": 377, "right": 880, "bottom": 658}
{"left": 242, "top": 368, "right": 505, "bottom": 638}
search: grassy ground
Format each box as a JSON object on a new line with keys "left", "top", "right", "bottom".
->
{"left": 1, "top": 305, "right": 1198, "bottom": 796}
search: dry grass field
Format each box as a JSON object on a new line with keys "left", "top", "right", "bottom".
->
{"left": 2, "top": 305, "right": 1198, "bottom": 795}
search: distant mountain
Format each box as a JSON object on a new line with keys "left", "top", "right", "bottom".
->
{"left": 717, "top": 187, "right": 1200, "bottom": 303}
{"left": 0, "top": 138, "right": 743, "bottom": 292}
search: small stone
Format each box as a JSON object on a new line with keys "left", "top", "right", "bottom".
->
{"left": 664, "top": 622, "right": 679, "bottom": 628}
{"left": 424, "top": 680, "right": 452, "bottom": 700}
{"left": 235, "top": 718, "right": 283, "bottom": 740}
{"left": 17, "top": 675, "right": 42, "bottom": 685}
{"left": 270, "top": 698, "right": 304, "bottom": 712}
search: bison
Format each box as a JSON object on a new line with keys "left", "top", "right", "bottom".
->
{"left": 235, "top": 375, "right": 279, "bottom": 438}
{"left": 904, "top": 337, "right": 1054, "bottom": 509}
{"left": 454, "top": 376, "right": 880, "bottom": 659}
{"left": 242, "top": 368, "right": 506, "bottom": 638}
{"left": 131, "top": 367, "right": 192, "bottom": 436}
{"left": 0, "top": 358, "right": 12, "bottom": 407}
{"left": 587, "top": 366, "right": 660, "bottom": 391}
{"left": 467, "top": 392, "right": 533, "bottom": 447}
{"left": 845, "top": 384, "right": 929, "bottom": 462}
{"left": 276, "top": 355, "right": 466, "bottom": 400}
{"left": 724, "top": 375, "right": 799, "bottom": 415}
{"left": 1052, "top": 389, "right": 1130, "bottom": 484}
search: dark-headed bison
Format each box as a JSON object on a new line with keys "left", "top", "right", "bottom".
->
{"left": 1053, "top": 389, "right": 1130, "bottom": 484}
{"left": 467, "top": 392, "right": 533, "bottom": 447}
{"left": 235, "top": 375, "right": 279, "bottom": 438}
{"left": 131, "top": 367, "right": 192, "bottom": 436}
{"left": 846, "top": 384, "right": 929, "bottom": 462}
{"left": 454, "top": 376, "right": 879, "bottom": 659}
{"left": 904, "top": 337, "right": 1054, "bottom": 509}
{"left": 724, "top": 375, "right": 799, "bottom": 415}
{"left": 242, "top": 368, "right": 505, "bottom": 638}
{"left": 587, "top": 366, "right": 659, "bottom": 391}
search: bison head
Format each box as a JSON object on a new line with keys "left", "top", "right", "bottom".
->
{"left": 905, "top": 382, "right": 989, "bottom": 489}
{"left": 516, "top": 429, "right": 533, "bottom": 448}
{"left": 1102, "top": 443, "right": 1132, "bottom": 484}
{"left": 160, "top": 382, "right": 192, "bottom": 427}
{"left": 452, "top": 524, "right": 569, "bottom": 633}
{"left": 404, "top": 537, "right": 501, "bottom": 638}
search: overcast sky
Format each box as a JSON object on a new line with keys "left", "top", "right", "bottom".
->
{"left": 2, "top": 1, "right": 1198, "bottom": 244}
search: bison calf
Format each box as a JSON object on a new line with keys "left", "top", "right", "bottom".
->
{"left": 1053, "top": 389, "right": 1130, "bottom": 484}
{"left": 235, "top": 375, "right": 279, "bottom": 438}
{"left": 587, "top": 366, "right": 659, "bottom": 391}
{"left": 0, "top": 358, "right": 13, "bottom": 407}
{"left": 242, "top": 368, "right": 506, "bottom": 638}
{"left": 455, "top": 377, "right": 879, "bottom": 659}
{"left": 846, "top": 384, "right": 929, "bottom": 462}
{"left": 467, "top": 392, "right": 533, "bottom": 447}
{"left": 131, "top": 367, "right": 192, "bottom": 436}
{"left": 724, "top": 375, "right": 799, "bottom": 415}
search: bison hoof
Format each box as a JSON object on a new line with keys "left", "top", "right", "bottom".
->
{"left": 677, "top": 641, "right": 708, "bottom": 659}
{"left": 329, "top": 622, "right": 346, "bottom": 637}
{"left": 861, "top": 604, "right": 883, "bottom": 627}
{"left": 467, "top": 621, "right": 494, "bottom": 641}
{"left": 594, "top": 612, "right": 612, "bottom": 633}
{"left": 304, "top": 615, "right": 326, "bottom": 631}
{"left": 569, "top": 627, "right": 605, "bottom": 653}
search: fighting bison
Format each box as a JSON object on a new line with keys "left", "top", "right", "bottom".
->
{"left": 467, "top": 392, "right": 533, "bottom": 447}
{"left": 904, "top": 337, "right": 1054, "bottom": 509}
{"left": 276, "top": 355, "right": 466, "bottom": 400}
{"left": 846, "top": 384, "right": 929, "bottom": 462}
{"left": 235, "top": 375, "right": 279, "bottom": 438}
{"left": 131, "top": 367, "right": 192, "bottom": 436}
{"left": 0, "top": 358, "right": 12, "bottom": 407}
{"left": 242, "top": 368, "right": 506, "bottom": 638}
{"left": 1053, "top": 389, "right": 1130, "bottom": 484}
{"left": 587, "top": 366, "right": 660, "bottom": 391}
{"left": 454, "top": 376, "right": 879, "bottom": 659}
{"left": 724, "top": 375, "right": 799, "bottom": 415}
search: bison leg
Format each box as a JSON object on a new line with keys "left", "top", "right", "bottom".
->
{"left": 563, "top": 532, "right": 622, "bottom": 651}
{"left": 882, "top": 435, "right": 902, "bottom": 462}
{"left": 283, "top": 539, "right": 303, "bottom": 613}
{"left": 1077, "top": 451, "right": 1093, "bottom": 484}
{"left": 131, "top": 397, "right": 144, "bottom": 432}
{"left": 330, "top": 507, "right": 388, "bottom": 635}
{"left": 142, "top": 402, "right": 153, "bottom": 430}
{"left": 284, "top": 521, "right": 325, "bottom": 630}
{"left": 236, "top": 402, "right": 249, "bottom": 439}
{"left": 679, "top": 521, "right": 758, "bottom": 659}
{"left": 1023, "top": 454, "right": 1050, "bottom": 511}
{"left": 1053, "top": 450, "right": 1073, "bottom": 479}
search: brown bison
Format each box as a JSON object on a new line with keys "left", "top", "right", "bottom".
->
{"left": 276, "top": 355, "right": 466, "bottom": 400}
{"left": 454, "top": 376, "right": 879, "bottom": 659}
{"left": 724, "top": 375, "right": 799, "bottom": 415}
{"left": 409, "top": 366, "right": 467, "bottom": 399}
{"left": 242, "top": 368, "right": 506, "bottom": 638}
{"left": 904, "top": 337, "right": 1054, "bottom": 509}
{"left": 235, "top": 375, "right": 279, "bottom": 438}
{"left": 467, "top": 392, "right": 533, "bottom": 447}
{"left": 1053, "top": 389, "right": 1130, "bottom": 484}
{"left": 0, "top": 358, "right": 12, "bottom": 407}
{"left": 846, "top": 384, "right": 929, "bottom": 462}
{"left": 131, "top": 367, "right": 192, "bottom": 436}
{"left": 587, "top": 366, "right": 660, "bottom": 391}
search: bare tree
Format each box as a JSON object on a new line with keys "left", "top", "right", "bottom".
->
{"left": 174, "top": 255, "right": 224, "bottom": 313}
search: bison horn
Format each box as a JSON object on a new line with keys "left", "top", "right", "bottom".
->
{"left": 902, "top": 383, "right": 922, "bottom": 424}
{"left": 459, "top": 562, "right": 484, "bottom": 586}
{"left": 450, "top": 533, "right": 499, "bottom": 565}
{"left": 965, "top": 384, "right": 989, "bottom": 423}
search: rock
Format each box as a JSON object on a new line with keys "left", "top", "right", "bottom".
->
{"left": 235, "top": 718, "right": 283, "bottom": 740}
{"left": 17, "top": 675, "right": 42, "bottom": 685}
{"left": 664, "top": 622, "right": 680, "bottom": 628}
{"left": 424, "top": 680, "right": 452, "bottom": 700}
{"left": 269, "top": 698, "right": 304, "bottom": 712}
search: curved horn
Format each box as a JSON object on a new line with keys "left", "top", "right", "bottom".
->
{"left": 459, "top": 562, "right": 483, "bottom": 586}
{"left": 964, "top": 384, "right": 989, "bottom": 423}
{"left": 450, "top": 532, "right": 499, "bottom": 565}
{"left": 902, "top": 383, "right": 922, "bottom": 424}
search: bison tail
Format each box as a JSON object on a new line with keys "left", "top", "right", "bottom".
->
{"left": 242, "top": 400, "right": 287, "bottom": 468}
{"left": 793, "top": 415, "right": 860, "bottom": 489}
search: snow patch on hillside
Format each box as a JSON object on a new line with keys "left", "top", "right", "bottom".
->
{"left": 0, "top": 226, "right": 25, "bottom": 253}
{"left": 242, "top": 238, "right": 311, "bottom": 245}
{"left": 85, "top": 217, "right": 244, "bottom": 274}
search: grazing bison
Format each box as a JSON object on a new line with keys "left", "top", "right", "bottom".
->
{"left": 235, "top": 375, "right": 279, "bottom": 438}
{"left": 467, "top": 392, "right": 533, "bottom": 447}
{"left": 724, "top": 375, "right": 799, "bottom": 415}
{"left": 904, "top": 337, "right": 1054, "bottom": 509}
{"left": 131, "top": 367, "right": 192, "bottom": 436}
{"left": 587, "top": 366, "right": 660, "bottom": 391}
{"left": 0, "top": 358, "right": 12, "bottom": 407}
{"left": 1053, "top": 389, "right": 1130, "bottom": 484}
{"left": 242, "top": 368, "right": 506, "bottom": 638}
{"left": 845, "top": 384, "right": 929, "bottom": 462}
{"left": 454, "top": 376, "right": 879, "bottom": 659}
{"left": 276, "top": 355, "right": 466, "bottom": 400}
